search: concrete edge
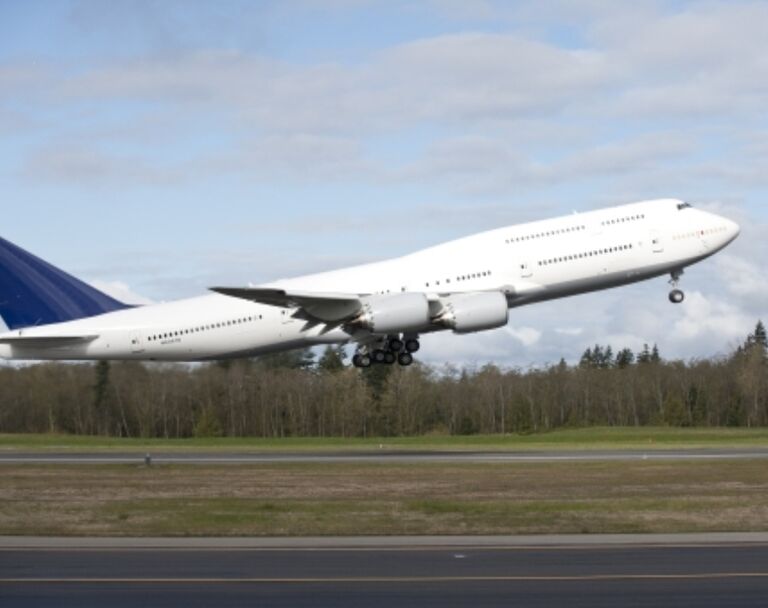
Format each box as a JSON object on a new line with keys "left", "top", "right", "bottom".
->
{"left": 3, "top": 533, "right": 768, "bottom": 549}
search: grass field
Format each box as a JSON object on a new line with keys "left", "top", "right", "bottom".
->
{"left": 4, "top": 428, "right": 767, "bottom": 537}
{"left": 3, "top": 427, "right": 768, "bottom": 451}
{"left": 2, "top": 459, "right": 768, "bottom": 536}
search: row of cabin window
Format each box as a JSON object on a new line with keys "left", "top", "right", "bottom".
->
{"left": 426, "top": 270, "right": 492, "bottom": 288}
{"left": 505, "top": 225, "right": 585, "bottom": 244}
{"left": 538, "top": 244, "right": 633, "bottom": 266}
{"left": 146, "top": 314, "right": 264, "bottom": 342}
{"left": 601, "top": 214, "right": 645, "bottom": 226}
{"left": 673, "top": 225, "right": 728, "bottom": 240}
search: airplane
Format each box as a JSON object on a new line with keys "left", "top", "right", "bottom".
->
{"left": 0, "top": 198, "right": 740, "bottom": 367}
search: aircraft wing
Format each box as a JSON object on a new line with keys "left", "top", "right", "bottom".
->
{"left": 210, "top": 287, "right": 363, "bottom": 323}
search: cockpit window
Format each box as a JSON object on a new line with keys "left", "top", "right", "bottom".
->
{"left": 677, "top": 202, "right": 692, "bottom": 210}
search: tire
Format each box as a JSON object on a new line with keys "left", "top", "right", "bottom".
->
{"left": 372, "top": 349, "right": 387, "bottom": 363}
{"left": 388, "top": 338, "right": 404, "bottom": 352}
{"left": 405, "top": 339, "right": 420, "bottom": 353}
{"left": 384, "top": 352, "right": 396, "bottom": 365}
{"left": 669, "top": 289, "right": 685, "bottom": 304}
{"left": 398, "top": 352, "right": 413, "bottom": 366}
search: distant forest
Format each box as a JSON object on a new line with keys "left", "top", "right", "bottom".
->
{"left": 0, "top": 322, "right": 766, "bottom": 438}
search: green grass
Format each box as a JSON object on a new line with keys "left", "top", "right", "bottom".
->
{"left": 2, "top": 460, "right": 768, "bottom": 536}
{"left": 2, "top": 427, "right": 768, "bottom": 452}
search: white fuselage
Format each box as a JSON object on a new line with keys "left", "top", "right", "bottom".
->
{"left": 0, "top": 199, "right": 740, "bottom": 361}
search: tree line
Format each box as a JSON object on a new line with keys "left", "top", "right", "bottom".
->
{"left": 0, "top": 322, "right": 765, "bottom": 438}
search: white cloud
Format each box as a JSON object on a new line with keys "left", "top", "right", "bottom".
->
{"left": 558, "top": 133, "right": 694, "bottom": 177}
{"left": 10, "top": 3, "right": 768, "bottom": 196}
{"left": 88, "top": 280, "right": 155, "bottom": 306}
{"left": 233, "top": 133, "right": 372, "bottom": 180}
{"left": 716, "top": 254, "right": 768, "bottom": 301}
{"left": 38, "top": 31, "right": 607, "bottom": 135}
{"left": 670, "top": 290, "right": 753, "bottom": 346}
{"left": 555, "top": 327, "right": 583, "bottom": 336}
{"left": 506, "top": 325, "right": 542, "bottom": 347}
{"left": 20, "top": 144, "right": 186, "bottom": 186}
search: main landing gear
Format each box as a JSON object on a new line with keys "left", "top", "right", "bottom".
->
{"left": 668, "top": 270, "right": 685, "bottom": 304}
{"left": 352, "top": 335, "right": 420, "bottom": 368}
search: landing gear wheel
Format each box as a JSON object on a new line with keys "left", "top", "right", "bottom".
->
{"left": 372, "top": 349, "right": 387, "bottom": 364}
{"left": 397, "top": 352, "right": 413, "bottom": 366}
{"left": 388, "top": 338, "right": 404, "bottom": 353}
{"left": 384, "top": 352, "right": 396, "bottom": 365}
{"left": 669, "top": 289, "right": 685, "bottom": 304}
{"left": 405, "top": 339, "right": 420, "bottom": 353}
{"left": 352, "top": 354, "right": 372, "bottom": 368}
{"left": 668, "top": 270, "right": 685, "bottom": 304}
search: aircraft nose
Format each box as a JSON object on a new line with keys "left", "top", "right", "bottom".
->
{"left": 727, "top": 218, "right": 741, "bottom": 240}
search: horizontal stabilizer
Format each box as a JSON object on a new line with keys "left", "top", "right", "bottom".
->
{"left": 211, "top": 287, "right": 362, "bottom": 323}
{"left": 0, "top": 334, "right": 99, "bottom": 347}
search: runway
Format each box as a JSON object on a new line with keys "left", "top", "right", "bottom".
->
{"left": 2, "top": 535, "right": 768, "bottom": 607}
{"left": 2, "top": 447, "right": 768, "bottom": 464}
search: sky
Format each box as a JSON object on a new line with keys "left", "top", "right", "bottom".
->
{"left": 1, "top": 0, "right": 767, "bottom": 367}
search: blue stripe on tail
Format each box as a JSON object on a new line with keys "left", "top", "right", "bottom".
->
{"left": 0, "top": 236, "right": 131, "bottom": 330}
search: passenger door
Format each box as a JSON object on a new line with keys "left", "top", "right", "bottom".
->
{"left": 129, "top": 331, "right": 144, "bottom": 354}
{"left": 650, "top": 230, "right": 664, "bottom": 253}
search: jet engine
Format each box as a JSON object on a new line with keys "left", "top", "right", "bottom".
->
{"left": 435, "top": 292, "right": 509, "bottom": 334}
{"left": 355, "top": 293, "right": 431, "bottom": 333}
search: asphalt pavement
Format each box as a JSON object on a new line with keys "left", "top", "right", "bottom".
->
{"left": 2, "top": 447, "right": 768, "bottom": 464}
{"left": 2, "top": 535, "right": 768, "bottom": 607}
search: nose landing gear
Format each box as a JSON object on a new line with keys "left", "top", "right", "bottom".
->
{"left": 668, "top": 270, "right": 685, "bottom": 304}
{"left": 669, "top": 289, "right": 685, "bottom": 304}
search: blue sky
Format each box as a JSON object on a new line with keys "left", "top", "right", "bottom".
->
{"left": 1, "top": 0, "right": 767, "bottom": 366}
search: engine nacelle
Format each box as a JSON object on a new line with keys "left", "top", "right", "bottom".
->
{"left": 436, "top": 292, "right": 509, "bottom": 334}
{"left": 356, "top": 293, "right": 431, "bottom": 333}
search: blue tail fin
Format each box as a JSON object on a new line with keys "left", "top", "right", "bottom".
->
{"left": 0, "top": 236, "right": 131, "bottom": 330}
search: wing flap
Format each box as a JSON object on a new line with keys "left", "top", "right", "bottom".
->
{"left": 211, "top": 287, "right": 362, "bottom": 323}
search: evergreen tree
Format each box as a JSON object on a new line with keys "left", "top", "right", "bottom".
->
{"left": 592, "top": 345, "right": 604, "bottom": 367}
{"left": 651, "top": 344, "right": 661, "bottom": 363}
{"left": 258, "top": 348, "right": 315, "bottom": 370}
{"left": 579, "top": 347, "right": 594, "bottom": 368}
{"left": 744, "top": 321, "right": 768, "bottom": 353}
{"left": 361, "top": 363, "right": 393, "bottom": 401}
{"left": 754, "top": 321, "right": 768, "bottom": 348}
{"left": 615, "top": 348, "right": 635, "bottom": 369}
{"left": 601, "top": 345, "right": 614, "bottom": 369}
{"left": 580, "top": 345, "right": 617, "bottom": 369}
{"left": 637, "top": 344, "right": 652, "bottom": 364}
{"left": 318, "top": 345, "right": 346, "bottom": 373}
